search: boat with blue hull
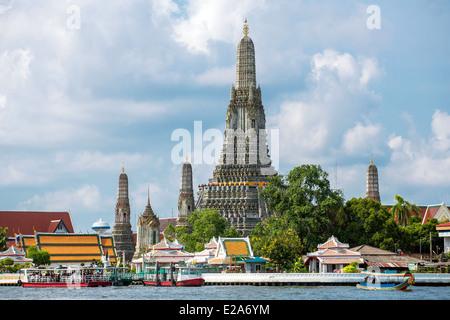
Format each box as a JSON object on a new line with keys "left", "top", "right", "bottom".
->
{"left": 356, "top": 271, "right": 415, "bottom": 291}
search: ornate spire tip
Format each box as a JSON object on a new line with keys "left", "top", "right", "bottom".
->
{"left": 243, "top": 18, "right": 249, "bottom": 36}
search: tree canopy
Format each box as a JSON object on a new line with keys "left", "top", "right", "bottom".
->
{"left": 164, "top": 209, "right": 240, "bottom": 252}
{"left": 258, "top": 164, "right": 344, "bottom": 253}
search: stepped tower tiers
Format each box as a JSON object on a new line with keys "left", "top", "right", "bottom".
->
{"left": 112, "top": 165, "right": 136, "bottom": 263}
{"left": 366, "top": 155, "right": 381, "bottom": 202}
{"left": 135, "top": 186, "right": 160, "bottom": 257}
{"left": 177, "top": 158, "right": 195, "bottom": 228}
{"left": 197, "top": 20, "right": 277, "bottom": 235}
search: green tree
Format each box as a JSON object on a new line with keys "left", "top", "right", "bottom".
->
{"left": 259, "top": 164, "right": 344, "bottom": 253}
{"left": 26, "top": 245, "right": 51, "bottom": 266}
{"left": 390, "top": 194, "right": 422, "bottom": 227}
{"left": 334, "top": 197, "right": 400, "bottom": 248}
{"left": 251, "top": 217, "right": 303, "bottom": 270}
{"left": 0, "top": 227, "right": 8, "bottom": 251}
{"left": 169, "top": 209, "right": 240, "bottom": 252}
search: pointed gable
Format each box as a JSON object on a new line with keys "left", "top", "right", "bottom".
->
{"left": 0, "top": 211, "right": 74, "bottom": 238}
{"left": 208, "top": 237, "right": 253, "bottom": 265}
{"left": 317, "top": 235, "right": 349, "bottom": 250}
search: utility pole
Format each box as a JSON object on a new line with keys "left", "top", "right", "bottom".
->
{"left": 430, "top": 232, "right": 432, "bottom": 263}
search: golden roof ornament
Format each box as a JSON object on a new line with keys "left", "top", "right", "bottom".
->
{"left": 371, "top": 154, "right": 374, "bottom": 165}
{"left": 122, "top": 162, "right": 125, "bottom": 173}
{"left": 243, "top": 18, "right": 249, "bottom": 36}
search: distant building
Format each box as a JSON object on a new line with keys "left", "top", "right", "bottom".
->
{"left": 385, "top": 202, "right": 450, "bottom": 225}
{"left": 365, "top": 155, "right": 381, "bottom": 202}
{"left": 0, "top": 211, "right": 74, "bottom": 247}
{"left": 436, "top": 222, "right": 450, "bottom": 254}
{"left": 177, "top": 158, "right": 195, "bottom": 228}
{"left": 135, "top": 188, "right": 160, "bottom": 256}
{"left": 16, "top": 231, "right": 117, "bottom": 266}
{"left": 350, "top": 244, "right": 425, "bottom": 271}
{"left": 208, "top": 237, "right": 254, "bottom": 270}
{"left": 112, "top": 165, "right": 136, "bottom": 263}
{"left": 303, "top": 236, "right": 363, "bottom": 273}
{"left": 0, "top": 246, "right": 32, "bottom": 265}
{"left": 197, "top": 20, "right": 277, "bottom": 235}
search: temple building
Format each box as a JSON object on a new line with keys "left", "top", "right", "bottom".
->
{"left": 112, "top": 165, "right": 136, "bottom": 263}
{"left": 15, "top": 231, "right": 117, "bottom": 266}
{"left": 365, "top": 155, "right": 381, "bottom": 202}
{"left": 177, "top": 158, "right": 195, "bottom": 227}
{"left": 304, "top": 236, "right": 363, "bottom": 273}
{"left": 196, "top": 20, "right": 277, "bottom": 235}
{"left": 135, "top": 187, "right": 160, "bottom": 256}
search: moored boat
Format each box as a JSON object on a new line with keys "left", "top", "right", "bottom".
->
{"left": 142, "top": 266, "right": 205, "bottom": 287}
{"left": 356, "top": 271, "right": 415, "bottom": 291}
{"left": 20, "top": 267, "right": 112, "bottom": 288}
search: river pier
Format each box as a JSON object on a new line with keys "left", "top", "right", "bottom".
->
{"left": 2, "top": 272, "right": 450, "bottom": 287}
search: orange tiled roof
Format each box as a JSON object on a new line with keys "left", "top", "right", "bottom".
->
{"left": 224, "top": 240, "right": 249, "bottom": 256}
{"left": 38, "top": 234, "right": 100, "bottom": 245}
{"left": 39, "top": 246, "right": 102, "bottom": 255}
{"left": 18, "top": 232, "right": 116, "bottom": 264}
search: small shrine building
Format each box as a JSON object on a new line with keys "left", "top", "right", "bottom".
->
{"left": 304, "top": 236, "right": 363, "bottom": 273}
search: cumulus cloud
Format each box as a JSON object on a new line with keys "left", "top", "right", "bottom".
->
{"left": 171, "top": 0, "right": 263, "bottom": 54}
{"left": 342, "top": 122, "right": 382, "bottom": 155}
{"left": 19, "top": 184, "right": 110, "bottom": 213}
{"left": 385, "top": 109, "right": 450, "bottom": 188}
{"left": 271, "top": 49, "right": 384, "bottom": 164}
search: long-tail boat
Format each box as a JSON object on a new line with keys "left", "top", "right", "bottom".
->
{"left": 356, "top": 271, "right": 415, "bottom": 291}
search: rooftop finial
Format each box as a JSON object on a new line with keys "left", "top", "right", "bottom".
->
{"left": 122, "top": 162, "right": 125, "bottom": 173}
{"left": 243, "top": 18, "right": 249, "bottom": 36}
{"left": 371, "top": 153, "right": 374, "bottom": 165}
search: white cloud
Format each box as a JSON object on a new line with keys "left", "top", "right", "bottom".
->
{"left": 171, "top": 0, "right": 264, "bottom": 54}
{"left": 194, "top": 66, "right": 235, "bottom": 86}
{"left": 342, "top": 122, "right": 382, "bottom": 155}
{"left": 271, "top": 49, "right": 384, "bottom": 164}
{"left": 431, "top": 109, "right": 450, "bottom": 152}
{"left": 385, "top": 109, "right": 450, "bottom": 187}
{"left": 19, "top": 184, "right": 109, "bottom": 213}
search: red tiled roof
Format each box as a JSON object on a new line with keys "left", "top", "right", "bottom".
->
{"left": 0, "top": 211, "right": 75, "bottom": 237}
{"left": 159, "top": 218, "right": 178, "bottom": 233}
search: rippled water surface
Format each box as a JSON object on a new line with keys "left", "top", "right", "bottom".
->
{"left": 1, "top": 284, "right": 449, "bottom": 300}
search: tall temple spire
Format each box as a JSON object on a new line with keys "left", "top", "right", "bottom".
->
{"left": 197, "top": 20, "right": 277, "bottom": 235}
{"left": 235, "top": 19, "right": 256, "bottom": 89}
{"left": 177, "top": 157, "right": 195, "bottom": 227}
{"left": 366, "top": 154, "right": 381, "bottom": 202}
{"left": 113, "top": 166, "right": 136, "bottom": 262}
{"left": 136, "top": 184, "right": 160, "bottom": 255}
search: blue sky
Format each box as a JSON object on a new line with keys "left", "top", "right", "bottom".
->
{"left": 0, "top": 0, "right": 449, "bottom": 233}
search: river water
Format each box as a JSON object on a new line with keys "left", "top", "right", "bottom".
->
{"left": 1, "top": 285, "right": 447, "bottom": 318}
{"left": 1, "top": 284, "right": 449, "bottom": 300}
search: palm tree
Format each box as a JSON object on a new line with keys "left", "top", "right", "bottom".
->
{"left": 390, "top": 194, "right": 422, "bottom": 227}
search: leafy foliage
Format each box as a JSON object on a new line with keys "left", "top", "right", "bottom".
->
{"left": 0, "top": 227, "right": 8, "bottom": 252}
{"left": 251, "top": 217, "right": 303, "bottom": 270}
{"left": 258, "top": 164, "right": 344, "bottom": 253}
{"left": 390, "top": 194, "right": 422, "bottom": 227}
{"left": 26, "top": 245, "right": 51, "bottom": 266}
{"left": 165, "top": 209, "right": 240, "bottom": 252}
